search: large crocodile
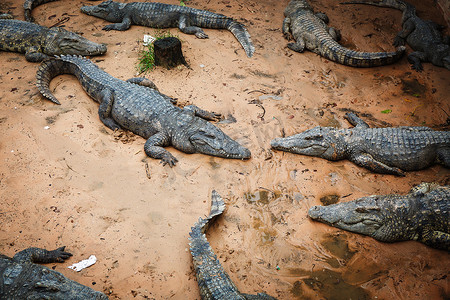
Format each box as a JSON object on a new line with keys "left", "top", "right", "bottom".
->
{"left": 282, "top": 0, "right": 405, "bottom": 67}
{"left": 308, "top": 183, "right": 450, "bottom": 251}
{"left": 0, "top": 246, "right": 108, "bottom": 299}
{"left": 271, "top": 112, "right": 450, "bottom": 176}
{"left": 36, "top": 55, "right": 251, "bottom": 166}
{"left": 189, "top": 190, "right": 278, "bottom": 299}
{"left": 341, "top": 0, "right": 450, "bottom": 71}
{"left": 0, "top": 19, "right": 106, "bottom": 62}
{"left": 80, "top": 0, "right": 255, "bottom": 57}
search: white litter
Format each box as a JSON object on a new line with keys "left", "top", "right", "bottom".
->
{"left": 258, "top": 94, "right": 283, "bottom": 101}
{"left": 68, "top": 255, "right": 97, "bottom": 272}
{"left": 199, "top": 64, "right": 205, "bottom": 68}
{"left": 143, "top": 35, "right": 156, "bottom": 46}
{"left": 44, "top": 126, "right": 50, "bottom": 130}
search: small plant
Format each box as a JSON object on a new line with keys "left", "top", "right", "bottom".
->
{"left": 136, "top": 30, "right": 178, "bottom": 74}
{"left": 179, "top": 0, "right": 189, "bottom": 6}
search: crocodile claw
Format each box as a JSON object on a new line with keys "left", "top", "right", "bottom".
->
{"left": 412, "top": 63, "right": 423, "bottom": 72}
{"left": 50, "top": 246, "right": 73, "bottom": 262}
{"left": 195, "top": 32, "right": 209, "bottom": 39}
{"left": 393, "top": 36, "right": 405, "bottom": 47}
{"left": 160, "top": 153, "right": 179, "bottom": 167}
{"left": 102, "top": 24, "right": 114, "bottom": 31}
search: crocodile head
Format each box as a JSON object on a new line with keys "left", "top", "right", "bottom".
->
{"left": 308, "top": 195, "right": 406, "bottom": 242}
{"left": 45, "top": 27, "right": 107, "bottom": 57}
{"left": 174, "top": 120, "right": 251, "bottom": 160}
{"left": 81, "top": 0, "right": 125, "bottom": 22}
{"left": 271, "top": 126, "right": 346, "bottom": 160}
{"left": 23, "top": 267, "right": 108, "bottom": 299}
{"left": 285, "top": 0, "right": 313, "bottom": 15}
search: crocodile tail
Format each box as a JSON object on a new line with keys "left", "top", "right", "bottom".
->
{"left": 36, "top": 56, "right": 70, "bottom": 104}
{"left": 188, "top": 191, "right": 242, "bottom": 298}
{"left": 193, "top": 190, "right": 225, "bottom": 234}
{"left": 340, "top": 0, "right": 413, "bottom": 14}
{"left": 188, "top": 190, "right": 225, "bottom": 257}
{"left": 322, "top": 40, "right": 405, "bottom": 67}
{"left": 227, "top": 21, "right": 255, "bottom": 57}
{"left": 24, "top": 0, "right": 59, "bottom": 22}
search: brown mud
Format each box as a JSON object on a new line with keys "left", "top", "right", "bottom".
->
{"left": 0, "top": 0, "right": 449, "bottom": 299}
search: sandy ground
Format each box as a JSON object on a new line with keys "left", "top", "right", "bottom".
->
{"left": 0, "top": 0, "right": 449, "bottom": 299}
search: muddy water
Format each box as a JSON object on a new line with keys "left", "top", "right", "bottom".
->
{"left": 0, "top": 0, "right": 449, "bottom": 299}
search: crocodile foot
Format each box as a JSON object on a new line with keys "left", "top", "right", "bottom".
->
{"left": 160, "top": 153, "right": 179, "bottom": 167}
{"left": 50, "top": 246, "right": 73, "bottom": 262}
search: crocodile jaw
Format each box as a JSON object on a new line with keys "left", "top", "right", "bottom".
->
{"left": 308, "top": 198, "right": 383, "bottom": 237}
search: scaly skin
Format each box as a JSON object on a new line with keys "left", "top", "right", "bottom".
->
{"left": 282, "top": 0, "right": 405, "bottom": 67}
{"left": 271, "top": 112, "right": 450, "bottom": 176}
{"left": 0, "top": 13, "right": 13, "bottom": 19}
{"left": 36, "top": 55, "right": 251, "bottom": 166}
{"left": 308, "top": 183, "right": 450, "bottom": 251}
{"left": 341, "top": 0, "right": 450, "bottom": 71}
{"left": 189, "top": 191, "right": 278, "bottom": 299}
{"left": 80, "top": 0, "right": 255, "bottom": 57}
{"left": 0, "top": 246, "right": 108, "bottom": 299}
{"left": 0, "top": 19, "right": 107, "bottom": 62}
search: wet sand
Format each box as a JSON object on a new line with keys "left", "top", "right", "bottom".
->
{"left": 0, "top": 0, "right": 449, "bottom": 299}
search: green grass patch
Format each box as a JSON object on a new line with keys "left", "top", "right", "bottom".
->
{"left": 136, "top": 30, "right": 179, "bottom": 74}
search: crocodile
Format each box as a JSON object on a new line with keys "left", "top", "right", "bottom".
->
{"left": 189, "top": 190, "right": 278, "bottom": 299}
{"left": 80, "top": 0, "right": 255, "bottom": 57}
{"left": 341, "top": 0, "right": 450, "bottom": 71}
{"left": 271, "top": 112, "right": 450, "bottom": 176}
{"left": 0, "top": 19, "right": 107, "bottom": 62}
{"left": 36, "top": 55, "right": 251, "bottom": 166}
{"left": 0, "top": 246, "right": 108, "bottom": 299}
{"left": 308, "top": 183, "right": 450, "bottom": 251}
{"left": 282, "top": 0, "right": 405, "bottom": 67}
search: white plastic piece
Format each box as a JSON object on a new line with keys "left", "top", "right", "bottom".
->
{"left": 143, "top": 35, "right": 156, "bottom": 46}
{"left": 67, "top": 255, "right": 97, "bottom": 272}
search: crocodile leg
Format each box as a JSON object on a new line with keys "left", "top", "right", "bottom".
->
{"left": 351, "top": 153, "right": 406, "bottom": 176}
{"left": 98, "top": 89, "right": 121, "bottom": 130}
{"left": 420, "top": 229, "right": 450, "bottom": 251}
{"left": 125, "top": 78, "right": 179, "bottom": 103}
{"left": 126, "top": 77, "right": 159, "bottom": 91}
{"left": 436, "top": 148, "right": 450, "bottom": 168}
{"left": 183, "top": 105, "right": 221, "bottom": 121}
{"left": 287, "top": 38, "right": 306, "bottom": 52}
{"left": 103, "top": 16, "right": 132, "bottom": 31}
{"left": 407, "top": 51, "right": 428, "bottom": 71}
{"left": 315, "top": 12, "right": 329, "bottom": 24}
{"left": 344, "top": 112, "right": 370, "bottom": 128}
{"left": 282, "top": 17, "right": 292, "bottom": 40}
{"left": 144, "top": 132, "right": 178, "bottom": 166}
{"left": 0, "top": 13, "right": 13, "bottom": 19}
{"left": 25, "top": 47, "right": 48, "bottom": 62}
{"left": 12, "top": 246, "right": 72, "bottom": 264}
{"left": 178, "top": 14, "right": 208, "bottom": 39}
{"left": 329, "top": 27, "right": 341, "bottom": 42}
{"left": 394, "top": 19, "right": 415, "bottom": 46}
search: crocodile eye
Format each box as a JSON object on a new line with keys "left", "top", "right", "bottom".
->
{"left": 195, "top": 139, "right": 206, "bottom": 145}
{"left": 356, "top": 207, "right": 380, "bottom": 213}
{"left": 198, "top": 130, "right": 216, "bottom": 139}
{"left": 304, "top": 134, "right": 323, "bottom": 141}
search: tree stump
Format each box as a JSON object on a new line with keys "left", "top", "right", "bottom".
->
{"left": 154, "top": 37, "right": 188, "bottom": 69}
